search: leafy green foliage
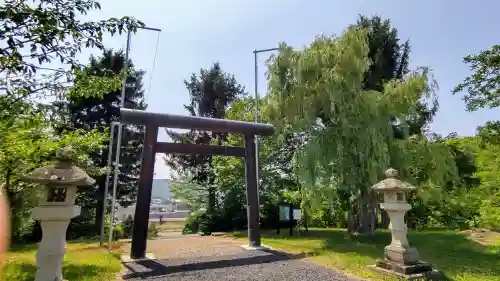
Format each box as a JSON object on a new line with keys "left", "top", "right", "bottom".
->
{"left": 54, "top": 49, "right": 147, "bottom": 233}
{"left": 169, "top": 176, "right": 207, "bottom": 211}
{"left": 0, "top": 0, "right": 142, "bottom": 73}
{"left": 183, "top": 210, "right": 206, "bottom": 234}
{"left": 0, "top": 100, "right": 107, "bottom": 242}
{"left": 0, "top": 0, "right": 143, "bottom": 111}
{"left": 453, "top": 45, "right": 500, "bottom": 111}
{"left": 264, "top": 27, "right": 458, "bottom": 234}
{"left": 121, "top": 215, "right": 134, "bottom": 238}
{"left": 0, "top": 0, "right": 142, "bottom": 242}
{"left": 355, "top": 16, "right": 438, "bottom": 138}
{"left": 165, "top": 62, "right": 245, "bottom": 231}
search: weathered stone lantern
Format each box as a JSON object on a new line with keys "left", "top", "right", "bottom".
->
{"left": 23, "top": 146, "right": 95, "bottom": 281}
{"left": 370, "top": 168, "right": 436, "bottom": 279}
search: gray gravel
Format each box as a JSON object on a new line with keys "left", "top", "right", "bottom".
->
{"left": 121, "top": 248, "right": 355, "bottom": 281}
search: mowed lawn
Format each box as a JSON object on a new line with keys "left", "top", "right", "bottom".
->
{"left": 3, "top": 242, "right": 122, "bottom": 281}
{"left": 155, "top": 220, "right": 185, "bottom": 232}
{"left": 232, "top": 228, "right": 500, "bottom": 281}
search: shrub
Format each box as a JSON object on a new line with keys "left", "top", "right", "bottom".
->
{"left": 113, "top": 224, "right": 125, "bottom": 240}
{"left": 148, "top": 223, "right": 159, "bottom": 238}
{"left": 122, "top": 215, "right": 134, "bottom": 238}
{"left": 183, "top": 210, "right": 206, "bottom": 234}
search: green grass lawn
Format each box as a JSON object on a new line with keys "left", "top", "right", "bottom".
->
{"left": 232, "top": 228, "right": 500, "bottom": 281}
{"left": 155, "top": 220, "right": 185, "bottom": 232}
{"left": 3, "top": 241, "right": 122, "bottom": 281}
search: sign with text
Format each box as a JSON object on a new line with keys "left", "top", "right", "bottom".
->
{"left": 279, "top": 205, "right": 290, "bottom": 221}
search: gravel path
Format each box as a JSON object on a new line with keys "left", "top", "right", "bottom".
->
{"left": 120, "top": 236, "right": 356, "bottom": 281}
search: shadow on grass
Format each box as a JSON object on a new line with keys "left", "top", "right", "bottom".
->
{"left": 7, "top": 243, "right": 39, "bottom": 253}
{"left": 253, "top": 229, "right": 500, "bottom": 280}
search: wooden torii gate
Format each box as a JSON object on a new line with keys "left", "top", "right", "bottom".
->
{"left": 119, "top": 108, "right": 275, "bottom": 259}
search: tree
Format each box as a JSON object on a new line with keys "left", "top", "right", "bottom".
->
{"left": 0, "top": 0, "right": 143, "bottom": 241}
{"left": 355, "top": 15, "right": 438, "bottom": 139}
{"left": 453, "top": 45, "right": 500, "bottom": 112}
{"left": 0, "top": 0, "right": 143, "bottom": 111}
{"left": 264, "top": 27, "right": 457, "bottom": 236}
{"left": 169, "top": 173, "right": 207, "bottom": 211}
{"left": 164, "top": 62, "right": 245, "bottom": 223}
{"left": 452, "top": 44, "right": 500, "bottom": 229}
{"left": 53, "top": 49, "right": 147, "bottom": 232}
{"left": 212, "top": 97, "right": 307, "bottom": 229}
{"left": 0, "top": 100, "right": 107, "bottom": 241}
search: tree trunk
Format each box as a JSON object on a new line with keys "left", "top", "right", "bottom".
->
{"left": 347, "top": 188, "right": 377, "bottom": 236}
{"left": 303, "top": 208, "right": 309, "bottom": 232}
{"left": 207, "top": 187, "right": 216, "bottom": 214}
{"left": 381, "top": 210, "right": 390, "bottom": 228}
{"left": 94, "top": 176, "right": 106, "bottom": 234}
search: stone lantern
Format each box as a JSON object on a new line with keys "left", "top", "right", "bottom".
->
{"left": 370, "top": 168, "right": 435, "bottom": 278}
{"left": 23, "top": 146, "right": 95, "bottom": 281}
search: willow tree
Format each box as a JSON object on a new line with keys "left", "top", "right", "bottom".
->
{"left": 264, "top": 27, "right": 457, "bottom": 235}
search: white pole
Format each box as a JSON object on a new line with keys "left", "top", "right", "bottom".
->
{"left": 253, "top": 51, "right": 260, "bottom": 206}
{"left": 253, "top": 47, "right": 278, "bottom": 206}
{"left": 100, "top": 122, "right": 116, "bottom": 246}
{"left": 108, "top": 30, "right": 131, "bottom": 249}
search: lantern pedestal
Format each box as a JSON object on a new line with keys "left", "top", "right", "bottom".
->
{"left": 32, "top": 206, "right": 81, "bottom": 281}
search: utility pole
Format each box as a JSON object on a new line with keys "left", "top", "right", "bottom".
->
{"left": 104, "top": 26, "right": 161, "bottom": 249}
{"left": 253, "top": 47, "right": 279, "bottom": 206}
{"left": 99, "top": 122, "right": 117, "bottom": 246}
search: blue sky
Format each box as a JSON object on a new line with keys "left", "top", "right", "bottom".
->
{"left": 83, "top": 0, "right": 499, "bottom": 178}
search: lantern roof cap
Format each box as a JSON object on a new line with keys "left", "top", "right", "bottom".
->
{"left": 371, "top": 168, "right": 416, "bottom": 192}
{"left": 22, "top": 146, "right": 95, "bottom": 186}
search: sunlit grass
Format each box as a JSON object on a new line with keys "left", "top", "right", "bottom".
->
{"left": 155, "top": 220, "right": 185, "bottom": 232}
{"left": 231, "top": 228, "right": 500, "bottom": 281}
{"left": 3, "top": 241, "right": 122, "bottom": 281}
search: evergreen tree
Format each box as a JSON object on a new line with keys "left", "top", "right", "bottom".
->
{"left": 164, "top": 62, "right": 245, "bottom": 224}
{"left": 355, "top": 15, "right": 438, "bottom": 139}
{"left": 54, "top": 49, "right": 146, "bottom": 232}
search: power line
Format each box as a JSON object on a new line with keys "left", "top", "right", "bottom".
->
{"left": 145, "top": 31, "right": 161, "bottom": 101}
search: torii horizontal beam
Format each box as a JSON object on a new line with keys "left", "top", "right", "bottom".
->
{"left": 156, "top": 142, "right": 245, "bottom": 157}
{"left": 120, "top": 108, "right": 274, "bottom": 136}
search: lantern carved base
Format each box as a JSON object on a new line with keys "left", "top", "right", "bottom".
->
{"left": 377, "top": 258, "right": 431, "bottom": 274}
{"left": 384, "top": 245, "right": 419, "bottom": 264}
{"left": 370, "top": 259, "right": 442, "bottom": 280}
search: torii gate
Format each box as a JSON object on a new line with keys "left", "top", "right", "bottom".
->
{"left": 119, "top": 108, "right": 275, "bottom": 259}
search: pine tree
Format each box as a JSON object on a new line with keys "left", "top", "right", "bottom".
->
{"left": 54, "top": 49, "right": 146, "bottom": 232}
{"left": 355, "top": 15, "right": 437, "bottom": 139}
{"left": 164, "top": 62, "right": 245, "bottom": 222}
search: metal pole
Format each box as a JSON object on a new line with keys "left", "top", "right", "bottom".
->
{"left": 99, "top": 122, "right": 116, "bottom": 246}
{"left": 253, "top": 51, "right": 260, "bottom": 205}
{"left": 108, "top": 30, "right": 131, "bottom": 249}
{"left": 139, "top": 26, "right": 162, "bottom": 32}
{"left": 108, "top": 26, "right": 161, "bottom": 249}
{"left": 253, "top": 47, "right": 278, "bottom": 208}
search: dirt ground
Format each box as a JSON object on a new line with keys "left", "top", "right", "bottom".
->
{"left": 461, "top": 228, "right": 500, "bottom": 245}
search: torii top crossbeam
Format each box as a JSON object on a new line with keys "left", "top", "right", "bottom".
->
{"left": 120, "top": 108, "right": 274, "bottom": 136}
